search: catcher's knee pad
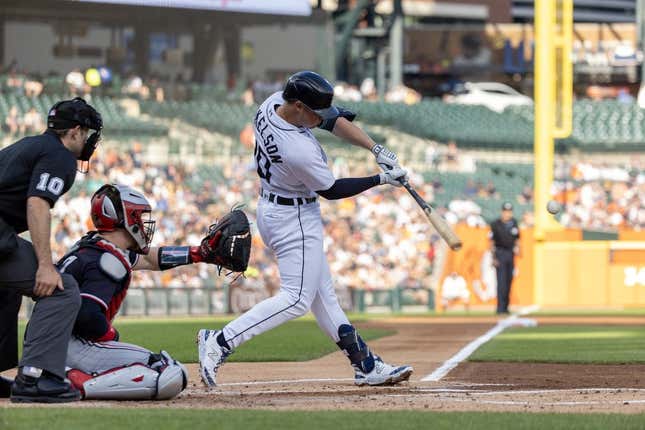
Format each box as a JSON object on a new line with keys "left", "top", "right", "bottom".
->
{"left": 336, "top": 324, "right": 375, "bottom": 373}
{"left": 155, "top": 351, "right": 188, "bottom": 400}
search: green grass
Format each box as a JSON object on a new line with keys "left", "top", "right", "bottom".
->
{"left": 471, "top": 325, "right": 645, "bottom": 364}
{"left": 534, "top": 308, "right": 645, "bottom": 317}
{"left": 18, "top": 318, "right": 392, "bottom": 363}
{"left": 2, "top": 409, "right": 645, "bottom": 430}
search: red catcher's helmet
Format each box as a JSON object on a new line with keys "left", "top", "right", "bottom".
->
{"left": 90, "top": 184, "right": 155, "bottom": 254}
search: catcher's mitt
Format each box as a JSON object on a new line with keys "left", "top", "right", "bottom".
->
{"left": 199, "top": 209, "right": 251, "bottom": 274}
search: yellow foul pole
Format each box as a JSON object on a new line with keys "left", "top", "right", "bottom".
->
{"left": 534, "top": 0, "right": 555, "bottom": 241}
{"left": 533, "top": 0, "right": 572, "bottom": 305}
{"left": 534, "top": 0, "right": 572, "bottom": 240}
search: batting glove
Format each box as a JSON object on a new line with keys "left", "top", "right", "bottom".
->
{"left": 372, "top": 144, "right": 400, "bottom": 171}
{"left": 379, "top": 166, "right": 408, "bottom": 187}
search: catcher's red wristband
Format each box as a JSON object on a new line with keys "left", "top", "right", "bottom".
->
{"left": 96, "top": 325, "right": 118, "bottom": 342}
{"left": 189, "top": 246, "right": 203, "bottom": 263}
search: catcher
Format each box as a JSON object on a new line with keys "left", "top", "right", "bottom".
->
{"left": 58, "top": 183, "right": 250, "bottom": 400}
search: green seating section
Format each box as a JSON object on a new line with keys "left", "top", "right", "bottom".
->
{"left": 187, "top": 78, "right": 248, "bottom": 101}
{"left": 346, "top": 100, "right": 645, "bottom": 152}
{"left": 424, "top": 163, "right": 533, "bottom": 221}
{"left": 570, "top": 101, "right": 644, "bottom": 151}
{"left": 141, "top": 100, "right": 256, "bottom": 138}
{"left": 344, "top": 100, "right": 534, "bottom": 150}
{"left": 0, "top": 93, "right": 166, "bottom": 136}
{"left": 507, "top": 102, "right": 645, "bottom": 151}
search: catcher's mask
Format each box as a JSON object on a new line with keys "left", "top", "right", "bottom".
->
{"left": 90, "top": 184, "right": 156, "bottom": 254}
{"left": 47, "top": 97, "right": 103, "bottom": 173}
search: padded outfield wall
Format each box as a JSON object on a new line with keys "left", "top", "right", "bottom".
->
{"left": 440, "top": 225, "right": 645, "bottom": 309}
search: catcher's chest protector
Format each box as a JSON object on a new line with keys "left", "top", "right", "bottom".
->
{"left": 58, "top": 232, "right": 133, "bottom": 321}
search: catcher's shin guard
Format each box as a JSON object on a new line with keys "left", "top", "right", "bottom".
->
{"left": 336, "top": 324, "right": 375, "bottom": 374}
{"left": 67, "top": 353, "right": 187, "bottom": 400}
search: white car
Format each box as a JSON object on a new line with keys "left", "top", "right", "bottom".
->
{"left": 445, "top": 82, "right": 533, "bottom": 113}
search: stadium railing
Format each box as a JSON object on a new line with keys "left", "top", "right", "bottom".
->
{"left": 19, "top": 286, "right": 436, "bottom": 317}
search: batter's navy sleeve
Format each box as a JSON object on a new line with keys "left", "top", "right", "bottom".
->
{"left": 74, "top": 298, "right": 110, "bottom": 340}
{"left": 316, "top": 175, "right": 380, "bottom": 200}
{"left": 288, "top": 146, "right": 335, "bottom": 192}
{"left": 318, "top": 107, "right": 356, "bottom": 132}
{"left": 28, "top": 149, "right": 77, "bottom": 207}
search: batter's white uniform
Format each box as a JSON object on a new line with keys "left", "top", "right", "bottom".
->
{"left": 220, "top": 92, "right": 350, "bottom": 348}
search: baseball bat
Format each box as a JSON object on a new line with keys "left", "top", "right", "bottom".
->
{"left": 400, "top": 180, "right": 462, "bottom": 251}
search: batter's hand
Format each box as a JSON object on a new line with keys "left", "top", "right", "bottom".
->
{"left": 379, "top": 167, "right": 408, "bottom": 187}
{"left": 33, "top": 263, "right": 63, "bottom": 297}
{"left": 372, "top": 144, "right": 401, "bottom": 171}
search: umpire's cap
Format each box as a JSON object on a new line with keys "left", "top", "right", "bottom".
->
{"left": 47, "top": 97, "right": 102, "bottom": 132}
{"left": 282, "top": 71, "right": 339, "bottom": 120}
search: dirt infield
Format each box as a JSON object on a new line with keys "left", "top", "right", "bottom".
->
{"left": 3, "top": 315, "right": 645, "bottom": 413}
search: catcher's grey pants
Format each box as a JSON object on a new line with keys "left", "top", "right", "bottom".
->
{"left": 66, "top": 336, "right": 152, "bottom": 374}
{"left": 0, "top": 218, "right": 81, "bottom": 379}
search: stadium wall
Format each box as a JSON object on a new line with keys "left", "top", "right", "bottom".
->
{"left": 5, "top": 22, "right": 113, "bottom": 74}
{"left": 4, "top": 22, "right": 194, "bottom": 77}
{"left": 4, "top": 21, "right": 326, "bottom": 81}
{"left": 441, "top": 226, "right": 645, "bottom": 309}
{"left": 241, "top": 24, "right": 326, "bottom": 79}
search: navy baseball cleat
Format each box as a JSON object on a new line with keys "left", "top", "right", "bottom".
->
{"left": 354, "top": 358, "right": 413, "bottom": 386}
{"left": 197, "top": 329, "right": 232, "bottom": 387}
{"left": 10, "top": 369, "right": 81, "bottom": 403}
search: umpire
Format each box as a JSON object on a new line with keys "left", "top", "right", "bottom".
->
{"left": 0, "top": 97, "right": 102, "bottom": 402}
{"left": 489, "top": 202, "right": 520, "bottom": 315}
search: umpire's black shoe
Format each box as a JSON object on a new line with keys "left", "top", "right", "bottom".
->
{"left": 10, "top": 370, "right": 81, "bottom": 403}
{"left": 0, "top": 376, "right": 12, "bottom": 398}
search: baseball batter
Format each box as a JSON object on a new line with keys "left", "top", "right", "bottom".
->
{"left": 198, "top": 71, "right": 413, "bottom": 387}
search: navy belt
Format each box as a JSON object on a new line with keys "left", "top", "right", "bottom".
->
{"left": 260, "top": 189, "right": 316, "bottom": 206}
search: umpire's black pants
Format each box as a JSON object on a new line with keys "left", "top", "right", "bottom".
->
{"left": 494, "top": 248, "right": 514, "bottom": 314}
{"left": 0, "top": 217, "right": 80, "bottom": 379}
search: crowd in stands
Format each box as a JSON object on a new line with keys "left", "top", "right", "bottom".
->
{"left": 553, "top": 160, "right": 645, "bottom": 230}
{"left": 3, "top": 107, "right": 44, "bottom": 137}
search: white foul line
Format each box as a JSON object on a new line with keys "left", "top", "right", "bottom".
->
{"left": 421, "top": 305, "right": 540, "bottom": 382}
{"left": 218, "top": 378, "right": 353, "bottom": 387}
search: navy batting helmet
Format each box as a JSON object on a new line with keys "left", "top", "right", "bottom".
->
{"left": 282, "top": 71, "right": 339, "bottom": 120}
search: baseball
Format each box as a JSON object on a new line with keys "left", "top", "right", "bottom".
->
{"left": 546, "top": 200, "right": 562, "bottom": 215}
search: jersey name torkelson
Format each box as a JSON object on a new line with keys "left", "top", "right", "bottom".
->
{"left": 254, "top": 109, "right": 283, "bottom": 165}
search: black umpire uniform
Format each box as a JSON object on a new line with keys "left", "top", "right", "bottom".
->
{"left": 0, "top": 98, "right": 102, "bottom": 402}
{"left": 489, "top": 202, "right": 520, "bottom": 315}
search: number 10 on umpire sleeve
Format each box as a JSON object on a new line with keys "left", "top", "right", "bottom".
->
{"left": 36, "top": 172, "right": 65, "bottom": 196}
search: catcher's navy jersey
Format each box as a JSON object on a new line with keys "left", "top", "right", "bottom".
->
{"left": 0, "top": 130, "right": 77, "bottom": 233}
{"left": 58, "top": 233, "right": 138, "bottom": 324}
{"left": 253, "top": 92, "right": 335, "bottom": 198}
